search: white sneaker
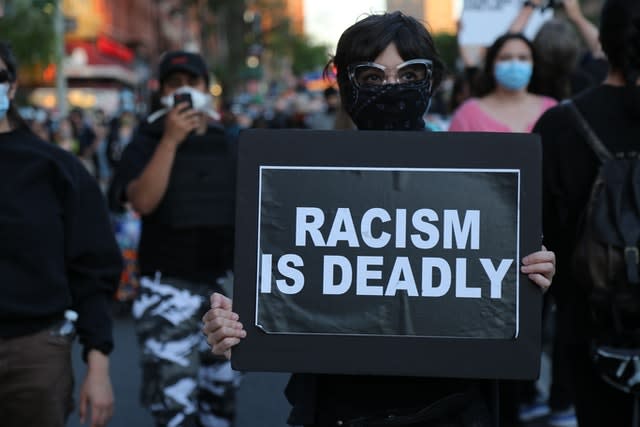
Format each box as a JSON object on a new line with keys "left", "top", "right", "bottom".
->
{"left": 548, "top": 406, "right": 578, "bottom": 427}
{"left": 518, "top": 402, "right": 551, "bottom": 422}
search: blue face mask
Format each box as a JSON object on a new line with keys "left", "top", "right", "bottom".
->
{"left": 494, "top": 60, "right": 533, "bottom": 91}
{"left": 0, "top": 84, "right": 10, "bottom": 120}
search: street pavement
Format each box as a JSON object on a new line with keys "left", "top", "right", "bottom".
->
{"left": 66, "top": 307, "right": 556, "bottom": 427}
{"left": 67, "top": 308, "right": 293, "bottom": 427}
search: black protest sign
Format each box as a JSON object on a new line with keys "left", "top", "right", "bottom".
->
{"left": 232, "top": 130, "right": 542, "bottom": 380}
{"left": 258, "top": 168, "right": 519, "bottom": 339}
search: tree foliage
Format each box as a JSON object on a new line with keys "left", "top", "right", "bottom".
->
{"left": 186, "top": 0, "right": 329, "bottom": 94}
{"left": 267, "top": 22, "right": 329, "bottom": 75}
{"left": 254, "top": 0, "right": 329, "bottom": 76}
{"left": 0, "top": 0, "right": 57, "bottom": 66}
{"left": 289, "top": 35, "right": 329, "bottom": 75}
{"left": 433, "top": 33, "right": 458, "bottom": 74}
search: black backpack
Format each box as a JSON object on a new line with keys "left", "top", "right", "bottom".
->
{"left": 566, "top": 100, "right": 640, "bottom": 399}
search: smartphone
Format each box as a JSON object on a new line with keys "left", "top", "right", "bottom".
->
{"left": 174, "top": 92, "right": 193, "bottom": 109}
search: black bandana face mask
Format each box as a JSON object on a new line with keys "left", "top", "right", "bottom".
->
{"left": 343, "top": 58, "right": 434, "bottom": 130}
{"left": 344, "top": 83, "right": 432, "bottom": 130}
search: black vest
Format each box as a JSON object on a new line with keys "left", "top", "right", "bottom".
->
{"left": 150, "top": 128, "right": 236, "bottom": 228}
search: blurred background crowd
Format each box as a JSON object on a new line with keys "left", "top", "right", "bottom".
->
{"left": 0, "top": 1, "right": 614, "bottom": 426}
{"left": 0, "top": 0, "right": 606, "bottom": 152}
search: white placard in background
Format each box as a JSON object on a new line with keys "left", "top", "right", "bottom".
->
{"left": 458, "top": 0, "right": 553, "bottom": 46}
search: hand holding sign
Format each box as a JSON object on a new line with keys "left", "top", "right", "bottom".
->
{"left": 220, "top": 209, "right": 555, "bottom": 350}
{"left": 202, "top": 253, "right": 556, "bottom": 359}
{"left": 230, "top": 129, "right": 551, "bottom": 378}
{"left": 520, "top": 245, "right": 555, "bottom": 291}
{"left": 202, "top": 293, "right": 246, "bottom": 359}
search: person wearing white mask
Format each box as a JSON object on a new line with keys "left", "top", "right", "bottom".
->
{"left": 449, "top": 33, "right": 557, "bottom": 132}
{"left": 108, "top": 51, "right": 241, "bottom": 427}
{"left": 0, "top": 41, "right": 122, "bottom": 427}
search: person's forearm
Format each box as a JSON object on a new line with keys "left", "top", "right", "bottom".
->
{"left": 126, "top": 138, "right": 178, "bottom": 215}
{"left": 572, "top": 14, "right": 603, "bottom": 57}
{"left": 86, "top": 350, "right": 110, "bottom": 376}
{"left": 509, "top": 5, "right": 536, "bottom": 34}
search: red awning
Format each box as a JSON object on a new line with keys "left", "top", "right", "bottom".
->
{"left": 65, "top": 39, "right": 138, "bottom": 86}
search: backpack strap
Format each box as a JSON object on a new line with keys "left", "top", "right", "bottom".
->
{"left": 563, "top": 99, "right": 613, "bottom": 164}
{"left": 622, "top": 162, "right": 640, "bottom": 284}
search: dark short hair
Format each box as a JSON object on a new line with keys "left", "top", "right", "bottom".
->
{"left": 323, "top": 86, "right": 338, "bottom": 99}
{"left": 599, "top": 0, "right": 640, "bottom": 117}
{"left": 600, "top": 0, "right": 640, "bottom": 78}
{"left": 479, "top": 33, "right": 540, "bottom": 96}
{"left": 0, "top": 42, "right": 17, "bottom": 83}
{"left": 0, "top": 41, "right": 27, "bottom": 129}
{"left": 326, "top": 11, "right": 444, "bottom": 106}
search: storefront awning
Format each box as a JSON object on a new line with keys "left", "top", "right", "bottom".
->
{"left": 65, "top": 38, "right": 139, "bottom": 86}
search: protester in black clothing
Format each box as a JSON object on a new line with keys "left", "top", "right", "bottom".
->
{"left": 108, "top": 50, "right": 240, "bottom": 427}
{"left": 202, "top": 12, "right": 556, "bottom": 427}
{"left": 533, "top": 0, "right": 640, "bottom": 425}
{"left": 0, "top": 41, "right": 122, "bottom": 427}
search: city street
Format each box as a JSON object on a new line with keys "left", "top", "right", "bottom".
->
{"left": 65, "top": 306, "right": 555, "bottom": 427}
{"left": 67, "top": 308, "right": 293, "bottom": 427}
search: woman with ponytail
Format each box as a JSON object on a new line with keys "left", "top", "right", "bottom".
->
{"left": 534, "top": 1, "right": 640, "bottom": 425}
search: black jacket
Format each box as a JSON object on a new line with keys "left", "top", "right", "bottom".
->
{"left": 0, "top": 127, "right": 122, "bottom": 357}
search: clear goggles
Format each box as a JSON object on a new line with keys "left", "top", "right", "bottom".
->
{"left": 348, "top": 59, "right": 433, "bottom": 89}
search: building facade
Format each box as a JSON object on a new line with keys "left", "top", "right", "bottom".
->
{"left": 386, "top": 0, "right": 457, "bottom": 34}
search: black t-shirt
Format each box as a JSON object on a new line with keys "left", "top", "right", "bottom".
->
{"left": 109, "top": 118, "right": 236, "bottom": 282}
{"left": 285, "top": 372, "right": 489, "bottom": 425}
{"left": 571, "top": 56, "right": 609, "bottom": 96}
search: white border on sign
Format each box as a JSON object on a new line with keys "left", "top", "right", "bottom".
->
{"left": 255, "top": 166, "right": 521, "bottom": 340}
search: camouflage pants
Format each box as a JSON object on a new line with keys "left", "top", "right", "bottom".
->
{"left": 133, "top": 273, "right": 241, "bottom": 427}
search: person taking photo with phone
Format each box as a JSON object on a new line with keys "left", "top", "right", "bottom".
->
{"left": 108, "top": 51, "right": 241, "bottom": 427}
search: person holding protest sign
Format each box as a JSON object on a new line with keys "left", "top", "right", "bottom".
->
{"left": 448, "top": 33, "right": 557, "bottom": 132}
{"left": 533, "top": 0, "right": 640, "bottom": 425}
{"left": 202, "top": 11, "right": 556, "bottom": 427}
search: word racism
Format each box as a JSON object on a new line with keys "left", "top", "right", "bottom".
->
{"left": 260, "top": 207, "right": 514, "bottom": 299}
